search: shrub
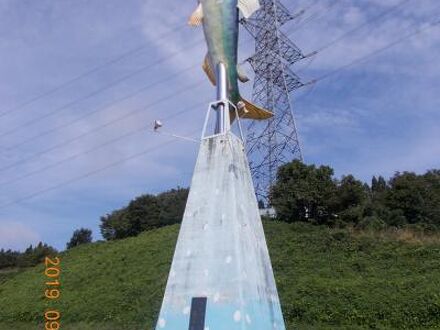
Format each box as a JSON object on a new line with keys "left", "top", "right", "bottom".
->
{"left": 66, "top": 228, "right": 93, "bottom": 250}
{"left": 357, "top": 216, "right": 386, "bottom": 231}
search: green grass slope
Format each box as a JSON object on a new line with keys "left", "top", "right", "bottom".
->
{"left": 0, "top": 222, "right": 439, "bottom": 330}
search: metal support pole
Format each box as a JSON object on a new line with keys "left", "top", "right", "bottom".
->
{"left": 215, "top": 63, "right": 229, "bottom": 134}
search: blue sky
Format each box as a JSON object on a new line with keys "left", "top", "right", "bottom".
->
{"left": 0, "top": 0, "right": 438, "bottom": 251}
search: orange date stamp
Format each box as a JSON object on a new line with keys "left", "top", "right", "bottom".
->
{"left": 44, "top": 256, "right": 61, "bottom": 329}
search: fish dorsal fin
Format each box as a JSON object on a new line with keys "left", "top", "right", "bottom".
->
{"left": 237, "top": 0, "right": 261, "bottom": 19}
{"left": 188, "top": 3, "right": 204, "bottom": 26}
{"left": 202, "top": 54, "right": 217, "bottom": 86}
{"left": 237, "top": 64, "right": 250, "bottom": 83}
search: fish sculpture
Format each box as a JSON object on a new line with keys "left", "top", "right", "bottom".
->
{"left": 189, "top": 0, "right": 273, "bottom": 120}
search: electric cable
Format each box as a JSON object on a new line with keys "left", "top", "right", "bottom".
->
{"left": 0, "top": 33, "right": 256, "bottom": 141}
{"left": 0, "top": 80, "right": 207, "bottom": 174}
{"left": 0, "top": 99, "right": 207, "bottom": 187}
{"left": 0, "top": 36, "right": 205, "bottom": 140}
{"left": 0, "top": 23, "right": 186, "bottom": 119}
{"left": 0, "top": 129, "right": 198, "bottom": 210}
{"left": 6, "top": 61, "right": 203, "bottom": 151}
{"left": 0, "top": 34, "right": 253, "bottom": 153}
{"left": 0, "top": 34, "right": 252, "bottom": 172}
{"left": 286, "top": 0, "right": 340, "bottom": 35}
{"left": 315, "top": 0, "right": 412, "bottom": 53}
{"left": 311, "top": 19, "right": 440, "bottom": 84}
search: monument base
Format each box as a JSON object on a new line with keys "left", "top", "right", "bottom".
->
{"left": 156, "top": 132, "right": 285, "bottom": 330}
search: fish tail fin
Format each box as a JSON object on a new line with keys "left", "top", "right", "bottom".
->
{"left": 233, "top": 97, "right": 273, "bottom": 121}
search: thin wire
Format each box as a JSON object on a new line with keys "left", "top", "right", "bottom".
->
{"left": 0, "top": 33, "right": 251, "bottom": 152}
{"left": 312, "top": 19, "right": 440, "bottom": 83}
{"left": 0, "top": 37, "right": 205, "bottom": 139}
{"left": 0, "top": 101, "right": 205, "bottom": 187}
{"left": 316, "top": 0, "right": 412, "bottom": 53}
{"left": 0, "top": 33, "right": 254, "bottom": 141}
{"left": 0, "top": 33, "right": 253, "bottom": 171}
{"left": 6, "top": 62, "right": 202, "bottom": 151}
{"left": 0, "top": 81, "right": 207, "bottom": 174}
{"left": 0, "top": 132, "right": 197, "bottom": 210}
{"left": 0, "top": 23, "right": 186, "bottom": 119}
{"left": 287, "top": 0, "right": 321, "bottom": 26}
{"left": 287, "top": 1, "right": 340, "bottom": 35}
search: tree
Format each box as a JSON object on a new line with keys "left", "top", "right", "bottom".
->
{"left": 371, "top": 176, "right": 378, "bottom": 192}
{"left": 156, "top": 188, "right": 189, "bottom": 227}
{"left": 100, "top": 187, "right": 189, "bottom": 240}
{"left": 15, "top": 243, "right": 57, "bottom": 268}
{"left": 372, "top": 175, "right": 387, "bottom": 195}
{"left": 385, "top": 172, "right": 426, "bottom": 224}
{"left": 384, "top": 171, "right": 440, "bottom": 227}
{"left": 336, "top": 175, "right": 368, "bottom": 210}
{"left": 270, "top": 160, "right": 337, "bottom": 224}
{"left": 422, "top": 170, "right": 440, "bottom": 227}
{"left": 0, "top": 249, "right": 19, "bottom": 269}
{"left": 66, "top": 228, "right": 93, "bottom": 249}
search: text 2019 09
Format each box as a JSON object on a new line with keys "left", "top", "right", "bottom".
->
{"left": 44, "top": 256, "right": 61, "bottom": 329}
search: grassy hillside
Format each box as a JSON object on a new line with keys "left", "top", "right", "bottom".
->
{"left": 0, "top": 222, "right": 439, "bottom": 329}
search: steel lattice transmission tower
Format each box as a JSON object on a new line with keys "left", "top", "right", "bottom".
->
{"left": 241, "top": 0, "right": 309, "bottom": 203}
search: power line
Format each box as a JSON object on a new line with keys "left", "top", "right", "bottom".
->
{"left": 0, "top": 80, "right": 206, "bottom": 173}
{"left": 312, "top": 18, "right": 440, "bottom": 83}
{"left": 286, "top": 0, "right": 340, "bottom": 35}
{"left": 0, "top": 36, "right": 205, "bottom": 140}
{"left": 0, "top": 132, "right": 196, "bottom": 210}
{"left": 0, "top": 36, "right": 253, "bottom": 170}
{"left": 6, "top": 61, "right": 202, "bottom": 151}
{"left": 0, "top": 24, "right": 186, "bottom": 119}
{"left": 1, "top": 72, "right": 320, "bottom": 179}
{"left": 0, "top": 100, "right": 206, "bottom": 187}
{"left": 0, "top": 32, "right": 253, "bottom": 140}
{"left": 0, "top": 34, "right": 256, "bottom": 151}
{"left": 316, "top": 0, "right": 412, "bottom": 52}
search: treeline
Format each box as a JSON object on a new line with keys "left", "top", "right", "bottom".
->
{"left": 100, "top": 187, "right": 188, "bottom": 240}
{"left": 271, "top": 160, "right": 440, "bottom": 229}
{"left": 0, "top": 228, "right": 93, "bottom": 270}
{"left": 0, "top": 243, "right": 57, "bottom": 269}
{"left": 97, "top": 163, "right": 439, "bottom": 242}
{"left": 2, "top": 162, "right": 437, "bottom": 269}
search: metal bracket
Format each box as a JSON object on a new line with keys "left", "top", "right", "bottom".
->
{"left": 201, "top": 99, "right": 243, "bottom": 141}
{"left": 200, "top": 62, "right": 244, "bottom": 141}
